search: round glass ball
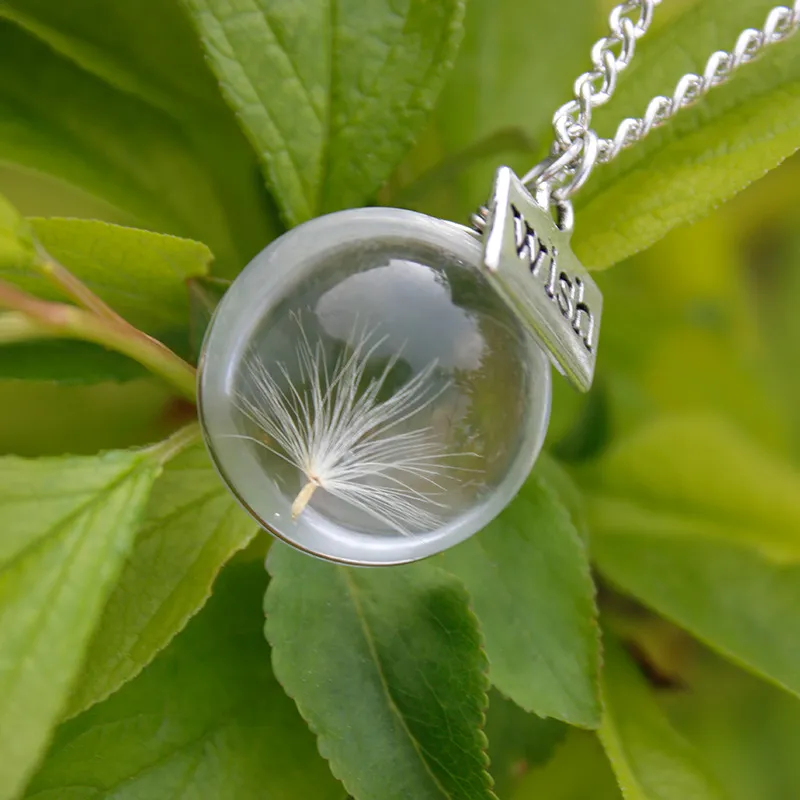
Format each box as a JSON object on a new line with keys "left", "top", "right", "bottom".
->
{"left": 198, "top": 207, "right": 551, "bottom": 565}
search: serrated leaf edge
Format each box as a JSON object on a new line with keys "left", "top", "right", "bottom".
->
{"left": 264, "top": 553, "right": 497, "bottom": 800}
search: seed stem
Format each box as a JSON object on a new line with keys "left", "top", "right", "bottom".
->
{"left": 292, "top": 481, "right": 318, "bottom": 519}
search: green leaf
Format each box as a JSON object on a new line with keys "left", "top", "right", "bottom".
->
{"left": 485, "top": 689, "right": 566, "bottom": 799}
{"left": 0, "top": 341, "right": 146, "bottom": 384}
{"left": 0, "top": 379, "right": 177, "bottom": 458}
{"left": 19, "top": 219, "right": 210, "bottom": 334}
{"left": 587, "top": 415, "right": 800, "bottom": 561}
{"left": 512, "top": 731, "right": 622, "bottom": 800}
{"left": 183, "top": 0, "right": 466, "bottom": 224}
{"left": 391, "top": 127, "right": 537, "bottom": 210}
{"left": 0, "top": 192, "right": 36, "bottom": 270}
{"left": 188, "top": 275, "right": 230, "bottom": 359}
{"left": 0, "top": 217, "right": 211, "bottom": 384}
{"left": 440, "top": 472, "right": 601, "bottom": 728}
{"left": 574, "top": 0, "right": 800, "bottom": 270}
{"left": 0, "top": 199, "right": 213, "bottom": 384}
{"left": 0, "top": 22, "right": 252, "bottom": 273}
{"left": 0, "top": 0, "right": 225, "bottom": 117}
{"left": 598, "top": 634, "right": 726, "bottom": 800}
{"left": 593, "top": 522, "right": 800, "bottom": 702}
{"left": 588, "top": 415, "right": 800, "bottom": 698}
{"left": 435, "top": 0, "right": 596, "bottom": 150}
{"left": 265, "top": 542, "right": 494, "bottom": 800}
{"left": 68, "top": 438, "right": 258, "bottom": 716}
{"left": 535, "top": 452, "right": 592, "bottom": 539}
{"left": 0, "top": 215, "right": 211, "bottom": 385}
{"left": 434, "top": 0, "right": 591, "bottom": 153}
{"left": 662, "top": 649, "right": 800, "bottom": 800}
{"left": 0, "top": 0, "right": 283, "bottom": 275}
{"left": 594, "top": 215, "right": 791, "bottom": 454}
{"left": 395, "top": 0, "right": 594, "bottom": 223}
{"left": 0, "top": 449, "right": 160, "bottom": 800}
{"left": 753, "top": 217, "right": 800, "bottom": 458}
{"left": 24, "top": 563, "right": 346, "bottom": 800}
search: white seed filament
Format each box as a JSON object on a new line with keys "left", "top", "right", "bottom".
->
{"left": 231, "top": 318, "right": 470, "bottom": 534}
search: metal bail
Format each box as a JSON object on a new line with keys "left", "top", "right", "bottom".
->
{"left": 481, "top": 166, "right": 602, "bottom": 392}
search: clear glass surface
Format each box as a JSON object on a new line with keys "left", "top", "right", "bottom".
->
{"left": 199, "top": 208, "right": 551, "bottom": 565}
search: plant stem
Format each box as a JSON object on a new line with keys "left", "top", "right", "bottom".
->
{"left": 33, "top": 243, "right": 194, "bottom": 392}
{"left": 36, "top": 247, "right": 128, "bottom": 325}
{"left": 0, "top": 311, "right": 57, "bottom": 345}
{"left": 0, "top": 279, "right": 197, "bottom": 402}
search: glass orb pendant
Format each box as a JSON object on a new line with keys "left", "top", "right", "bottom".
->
{"left": 199, "top": 206, "right": 552, "bottom": 565}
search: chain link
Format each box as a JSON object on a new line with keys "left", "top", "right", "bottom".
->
{"left": 525, "top": 0, "right": 800, "bottom": 213}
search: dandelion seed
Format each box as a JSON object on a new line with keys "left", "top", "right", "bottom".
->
{"left": 229, "top": 315, "right": 476, "bottom": 534}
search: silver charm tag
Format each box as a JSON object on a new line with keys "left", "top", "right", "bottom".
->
{"left": 482, "top": 167, "right": 602, "bottom": 392}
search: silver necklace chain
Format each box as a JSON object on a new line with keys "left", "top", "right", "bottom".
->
{"left": 523, "top": 0, "right": 800, "bottom": 218}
